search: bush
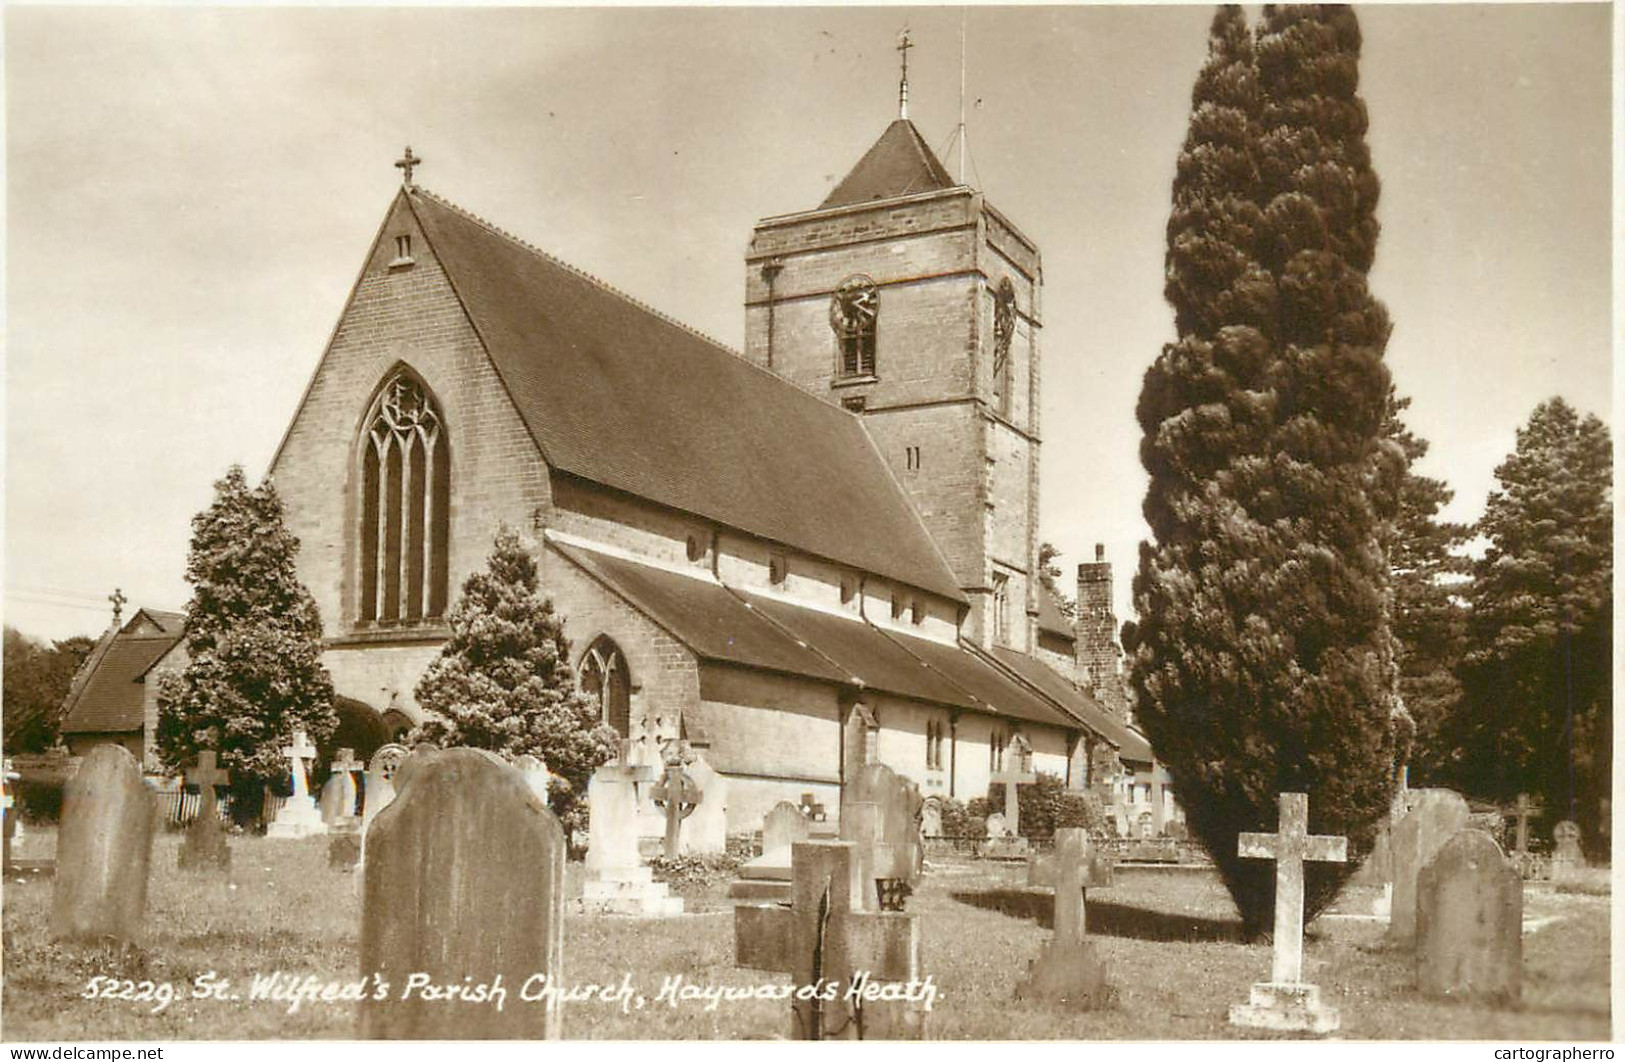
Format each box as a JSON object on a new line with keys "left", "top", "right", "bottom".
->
{"left": 978, "top": 772, "right": 1107, "bottom": 839}
{"left": 13, "top": 778, "right": 63, "bottom": 824}
{"left": 648, "top": 852, "right": 743, "bottom": 896}
{"left": 937, "top": 796, "right": 983, "bottom": 839}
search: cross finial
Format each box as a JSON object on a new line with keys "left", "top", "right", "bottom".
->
{"left": 897, "top": 28, "right": 913, "bottom": 119}
{"left": 395, "top": 146, "right": 422, "bottom": 187}
{"left": 108, "top": 588, "right": 127, "bottom": 624}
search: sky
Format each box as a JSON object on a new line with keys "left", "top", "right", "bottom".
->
{"left": 3, "top": 3, "right": 1614, "bottom": 643}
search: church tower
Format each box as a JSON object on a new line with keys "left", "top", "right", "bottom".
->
{"left": 742, "top": 55, "right": 1043, "bottom": 652}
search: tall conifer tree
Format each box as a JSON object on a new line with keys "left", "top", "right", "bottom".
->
{"left": 1133, "top": 5, "right": 1401, "bottom": 934}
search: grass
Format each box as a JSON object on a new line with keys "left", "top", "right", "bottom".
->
{"left": 1, "top": 829, "right": 1611, "bottom": 1041}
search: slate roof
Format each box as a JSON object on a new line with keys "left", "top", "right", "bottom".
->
{"left": 821, "top": 120, "right": 957, "bottom": 209}
{"left": 58, "top": 622, "right": 184, "bottom": 736}
{"left": 986, "top": 646, "right": 1147, "bottom": 760}
{"left": 408, "top": 189, "right": 964, "bottom": 603}
{"left": 1036, "top": 587, "right": 1075, "bottom": 642}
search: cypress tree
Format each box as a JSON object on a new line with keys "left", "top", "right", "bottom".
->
{"left": 1133, "top": 4, "right": 1402, "bottom": 934}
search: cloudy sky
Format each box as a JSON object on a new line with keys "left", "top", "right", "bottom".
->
{"left": 4, "top": 3, "right": 1613, "bottom": 642}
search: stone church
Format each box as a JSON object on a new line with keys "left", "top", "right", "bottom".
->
{"left": 267, "top": 114, "right": 1151, "bottom": 832}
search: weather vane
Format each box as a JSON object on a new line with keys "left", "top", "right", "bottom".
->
{"left": 897, "top": 28, "right": 913, "bottom": 120}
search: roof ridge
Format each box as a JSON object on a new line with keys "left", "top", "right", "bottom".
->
{"left": 409, "top": 186, "right": 740, "bottom": 360}
{"left": 409, "top": 185, "right": 878, "bottom": 432}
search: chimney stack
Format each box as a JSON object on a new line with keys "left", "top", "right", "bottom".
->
{"left": 1076, "top": 544, "right": 1124, "bottom": 717}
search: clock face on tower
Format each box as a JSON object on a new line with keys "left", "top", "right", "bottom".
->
{"left": 829, "top": 275, "right": 879, "bottom": 337}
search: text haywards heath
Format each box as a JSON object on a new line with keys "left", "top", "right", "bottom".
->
{"left": 248, "top": 971, "right": 939, "bottom": 1015}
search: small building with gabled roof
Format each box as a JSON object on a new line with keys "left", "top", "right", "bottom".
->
{"left": 57, "top": 608, "right": 188, "bottom": 769}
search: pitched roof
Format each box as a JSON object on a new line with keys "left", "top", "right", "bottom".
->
{"left": 1036, "top": 586, "right": 1075, "bottom": 642}
{"left": 986, "top": 646, "right": 1137, "bottom": 754}
{"left": 821, "top": 120, "right": 957, "bottom": 209}
{"left": 408, "top": 189, "right": 964, "bottom": 603}
{"left": 58, "top": 626, "right": 184, "bottom": 736}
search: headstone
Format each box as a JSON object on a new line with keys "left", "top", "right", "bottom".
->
{"left": 321, "top": 748, "right": 363, "bottom": 832}
{"left": 799, "top": 791, "right": 828, "bottom": 822}
{"left": 1017, "top": 827, "right": 1113, "bottom": 1007}
{"left": 989, "top": 733, "right": 1038, "bottom": 835}
{"left": 1552, "top": 820, "right": 1584, "bottom": 873}
{"left": 840, "top": 762, "right": 923, "bottom": 911}
{"left": 362, "top": 743, "right": 410, "bottom": 835}
{"left": 1228, "top": 792, "right": 1348, "bottom": 1035}
{"left": 985, "top": 811, "right": 1008, "bottom": 838}
{"left": 1513, "top": 794, "right": 1541, "bottom": 858}
{"left": 359, "top": 748, "right": 564, "bottom": 1039}
{"left": 679, "top": 754, "right": 728, "bottom": 855}
{"left": 50, "top": 745, "right": 156, "bottom": 944}
{"left": 514, "top": 754, "right": 552, "bottom": 804}
{"left": 1416, "top": 829, "right": 1521, "bottom": 1002}
{"left": 1388, "top": 788, "right": 1470, "bottom": 945}
{"left": 920, "top": 797, "right": 943, "bottom": 838}
{"left": 3, "top": 758, "right": 20, "bottom": 872}
{"left": 266, "top": 729, "right": 326, "bottom": 839}
{"left": 649, "top": 755, "right": 702, "bottom": 859}
{"left": 730, "top": 801, "right": 809, "bottom": 904}
{"left": 178, "top": 750, "right": 232, "bottom": 871}
{"left": 576, "top": 761, "right": 681, "bottom": 916}
{"left": 735, "top": 840, "right": 924, "bottom": 1039}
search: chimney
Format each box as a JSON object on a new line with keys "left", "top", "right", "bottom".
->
{"left": 1076, "top": 543, "right": 1124, "bottom": 717}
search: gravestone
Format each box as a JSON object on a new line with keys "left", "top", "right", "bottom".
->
{"left": 1512, "top": 794, "right": 1541, "bottom": 858}
{"left": 178, "top": 750, "right": 232, "bottom": 871}
{"left": 1228, "top": 792, "right": 1348, "bottom": 1035}
{"left": 576, "top": 760, "right": 681, "bottom": 916}
{"left": 735, "top": 840, "right": 924, "bottom": 1039}
{"left": 799, "top": 792, "right": 828, "bottom": 822}
{"left": 4, "top": 758, "right": 21, "bottom": 872}
{"left": 50, "top": 744, "right": 156, "bottom": 944}
{"left": 1416, "top": 829, "right": 1521, "bottom": 1002}
{"left": 731, "top": 801, "right": 810, "bottom": 903}
{"left": 1552, "top": 820, "right": 1584, "bottom": 873}
{"left": 650, "top": 755, "right": 702, "bottom": 859}
{"left": 1388, "top": 788, "right": 1470, "bottom": 946}
{"left": 985, "top": 811, "right": 1008, "bottom": 838}
{"left": 359, "top": 748, "right": 564, "bottom": 1039}
{"left": 840, "top": 762, "right": 923, "bottom": 911}
{"left": 679, "top": 754, "right": 728, "bottom": 855}
{"left": 362, "top": 743, "right": 410, "bottom": 834}
{"left": 989, "top": 732, "right": 1037, "bottom": 836}
{"left": 514, "top": 754, "right": 552, "bottom": 804}
{"left": 1017, "top": 827, "right": 1114, "bottom": 1008}
{"left": 920, "top": 796, "right": 943, "bottom": 838}
{"left": 321, "top": 748, "right": 362, "bottom": 832}
{"left": 266, "top": 730, "right": 326, "bottom": 839}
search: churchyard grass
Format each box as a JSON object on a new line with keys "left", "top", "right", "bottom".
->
{"left": 1, "top": 831, "right": 1609, "bottom": 1041}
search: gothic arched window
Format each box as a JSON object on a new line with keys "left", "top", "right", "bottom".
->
{"left": 358, "top": 370, "right": 450, "bottom": 624}
{"left": 580, "top": 636, "right": 632, "bottom": 737}
{"left": 830, "top": 275, "right": 878, "bottom": 378}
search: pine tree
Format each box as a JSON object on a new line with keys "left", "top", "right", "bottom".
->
{"left": 1383, "top": 391, "right": 1470, "bottom": 782}
{"left": 410, "top": 526, "right": 617, "bottom": 834}
{"left": 1133, "top": 5, "right": 1402, "bottom": 935}
{"left": 156, "top": 466, "right": 337, "bottom": 816}
{"left": 1457, "top": 398, "right": 1611, "bottom": 852}
{"left": 1037, "top": 542, "right": 1076, "bottom": 619}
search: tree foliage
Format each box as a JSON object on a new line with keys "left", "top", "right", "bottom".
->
{"left": 1456, "top": 398, "right": 1611, "bottom": 852}
{"left": 1037, "top": 542, "right": 1076, "bottom": 619}
{"left": 1383, "top": 391, "right": 1470, "bottom": 782}
{"left": 409, "top": 526, "right": 618, "bottom": 835}
{"left": 1131, "top": 5, "right": 1402, "bottom": 935}
{"left": 156, "top": 466, "right": 337, "bottom": 810}
{"left": 3, "top": 628, "right": 97, "bottom": 754}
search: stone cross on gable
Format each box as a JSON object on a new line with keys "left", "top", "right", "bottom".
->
{"left": 649, "top": 759, "right": 702, "bottom": 859}
{"left": 282, "top": 730, "right": 317, "bottom": 800}
{"left": 395, "top": 146, "right": 421, "bottom": 186}
{"left": 186, "top": 750, "right": 231, "bottom": 821}
{"left": 736, "top": 840, "right": 923, "bottom": 1039}
{"left": 108, "top": 588, "right": 127, "bottom": 624}
{"left": 1237, "top": 792, "right": 1347, "bottom": 986}
{"left": 989, "top": 733, "right": 1037, "bottom": 835}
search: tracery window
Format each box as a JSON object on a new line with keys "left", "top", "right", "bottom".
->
{"left": 358, "top": 370, "right": 449, "bottom": 624}
{"left": 579, "top": 636, "right": 632, "bottom": 737}
{"left": 992, "top": 278, "right": 1016, "bottom": 417}
{"left": 830, "top": 275, "right": 878, "bottom": 378}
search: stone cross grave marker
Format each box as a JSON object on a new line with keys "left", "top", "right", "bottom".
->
{"left": 1389, "top": 788, "right": 1469, "bottom": 945}
{"left": 514, "top": 754, "right": 552, "bottom": 804}
{"left": 328, "top": 748, "right": 363, "bottom": 822}
{"left": 1416, "top": 829, "right": 1521, "bottom": 1002}
{"left": 577, "top": 759, "right": 681, "bottom": 915}
{"left": 179, "top": 750, "right": 232, "bottom": 871}
{"left": 359, "top": 748, "right": 565, "bottom": 1039}
{"left": 267, "top": 729, "right": 325, "bottom": 839}
{"left": 1513, "top": 793, "right": 1541, "bottom": 858}
{"left": 649, "top": 755, "right": 702, "bottom": 859}
{"left": 989, "top": 733, "right": 1037, "bottom": 836}
{"left": 1017, "top": 827, "right": 1114, "bottom": 1007}
{"left": 735, "top": 840, "right": 924, "bottom": 1040}
{"left": 1228, "top": 792, "right": 1348, "bottom": 1035}
{"left": 51, "top": 744, "right": 156, "bottom": 944}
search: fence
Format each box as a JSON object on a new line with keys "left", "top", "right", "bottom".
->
{"left": 151, "top": 789, "right": 238, "bottom": 827}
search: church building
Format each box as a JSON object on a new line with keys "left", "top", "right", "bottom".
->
{"left": 267, "top": 100, "right": 1148, "bottom": 832}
